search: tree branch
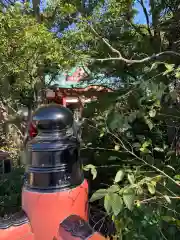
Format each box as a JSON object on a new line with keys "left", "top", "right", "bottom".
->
{"left": 89, "top": 25, "right": 122, "bottom": 58}
{"left": 139, "top": 196, "right": 180, "bottom": 204}
{"left": 94, "top": 51, "right": 180, "bottom": 64}
{"left": 90, "top": 26, "right": 180, "bottom": 65}
{"left": 138, "top": 0, "right": 153, "bottom": 37}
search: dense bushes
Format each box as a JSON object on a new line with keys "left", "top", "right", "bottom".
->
{"left": 0, "top": 119, "right": 24, "bottom": 216}
{"left": 82, "top": 64, "right": 180, "bottom": 239}
{"left": 0, "top": 1, "right": 180, "bottom": 239}
{"left": 0, "top": 166, "right": 24, "bottom": 216}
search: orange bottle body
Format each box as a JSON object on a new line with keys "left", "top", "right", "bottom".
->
{"left": 0, "top": 105, "right": 105, "bottom": 240}
{"left": 22, "top": 180, "right": 88, "bottom": 240}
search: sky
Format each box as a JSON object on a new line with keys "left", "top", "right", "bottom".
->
{"left": 134, "top": 0, "right": 151, "bottom": 24}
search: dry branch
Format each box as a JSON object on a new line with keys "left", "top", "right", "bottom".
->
{"left": 90, "top": 26, "right": 180, "bottom": 65}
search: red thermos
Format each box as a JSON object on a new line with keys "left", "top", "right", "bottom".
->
{"left": 0, "top": 104, "right": 105, "bottom": 240}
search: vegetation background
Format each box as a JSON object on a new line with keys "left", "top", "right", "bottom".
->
{"left": 0, "top": 0, "right": 180, "bottom": 239}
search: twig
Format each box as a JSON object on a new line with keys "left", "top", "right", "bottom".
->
{"left": 132, "top": 149, "right": 180, "bottom": 187}
{"left": 82, "top": 146, "right": 125, "bottom": 152}
{"left": 159, "top": 183, "right": 177, "bottom": 197}
{"left": 94, "top": 51, "right": 180, "bottom": 65}
{"left": 140, "top": 196, "right": 180, "bottom": 203}
{"left": 159, "top": 228, "right": 168, "bottom": 240}
{"left": 84, "top": 116, "right": 180, "bottom": 187}
{"left": 89, "top": 25, "right": 122, "bottom": 58}
{"left": 106, "top": 129, "right": 180, "bottom": 187}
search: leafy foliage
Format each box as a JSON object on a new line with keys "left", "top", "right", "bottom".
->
{"left": 0, "top": 2, "right": 75, "bottom": 109}
{"left": 85, "top": 63, "right": 180, "bottom": 239}
{"left": 0, "top": 0, "right": 180, "bottom": 240}
{"left": 0, "top": 167, "right": 24, "bottom": 216}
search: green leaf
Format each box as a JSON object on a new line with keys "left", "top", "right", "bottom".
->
{"left": 142, "top": 139, "right": 152, "bottom": 148}
{"left": 100, "top": 132, "right": 104, "bottom": 138}
{"left": 165, "top": 63, "right": 175, "bottom": 71}
{"left": 174, "top": 219, "right": 180, "bottom": 227}
{"left": 164, "top": 63, "right": 175, "bottom": 71}
{"left": 104, "top": 194, "right": 112, "bottom": 214}
{"left": 164, "top": 195, "right": 171, "bottom": 204}
{"left": 162, "top": 216, "right": 174, "bottom": 223}
{"left": 127, "top": 174, "right": 135, "bottom": 184}
{"left": 108, "top": 184, "right": 120, "bottom": 193}
{"left": 114, "top": 170, "right": 125, "bottom": 183}
{"left": 140, "top": 140, "right": 152, "bottom": 153}
{"left": 150, "top": 62, "right": 159, "bottom": 71}
{"left": 144, "top": 117, "right": 154, "bottom": 130}
{"left": 91, "top": 167, "right": 97, "bottom": 180}
{"left": 123, "top": 188, "right": 135, "bottom": 211}
{"left": 90, "top": 189, "right": 107, "bottom": 202}
{"left": 163, "top": 64, "right": 175, "bottom": 75}
{"left": 154, "top": 147, "right": 164, "bottom": 152}
{"left": 137, "top": 186, "right": 143, "bottom": 195}
{"left": 111, "top": 193, "right": 123, "bottom": 216}
{"left": 143, "top": 147, "right": 151, "bottom": 153}
{"left": 83, "top": 164, "right": 92, "bottom": 171}
{"left": 147, "top": 183, "right": 156, "bottom": 195}
{"left": 174, "top": 175, "right": 180, "bottom": 180}
{"left": 149, "top": 109, "right": 156, "bottom": 118}
{"left": 175, "top": 71, "right": 180, "bottom": 78}
{"left": 83, "top": 164, "right": 97, "bottom": 180}
{"left": 114, "top": 145, "right": 120, "bottom": 151}
{"left": 152, "top": 175, "right": 162, "bottom": 183}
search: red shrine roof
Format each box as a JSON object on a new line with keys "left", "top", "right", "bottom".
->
{"left": 45, "top": 65, "right": 113, "bottom": 92}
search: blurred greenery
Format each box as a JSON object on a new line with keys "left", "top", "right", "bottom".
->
{"left": 0, "top": 167, "right": 24, "bottom": 216}
{"left": 0, "top": 0, "right": 180, "bottom": 239}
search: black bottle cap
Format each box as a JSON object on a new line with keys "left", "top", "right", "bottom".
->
{"left": 32, "top": 104, "right": 73, "bottom": 131}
